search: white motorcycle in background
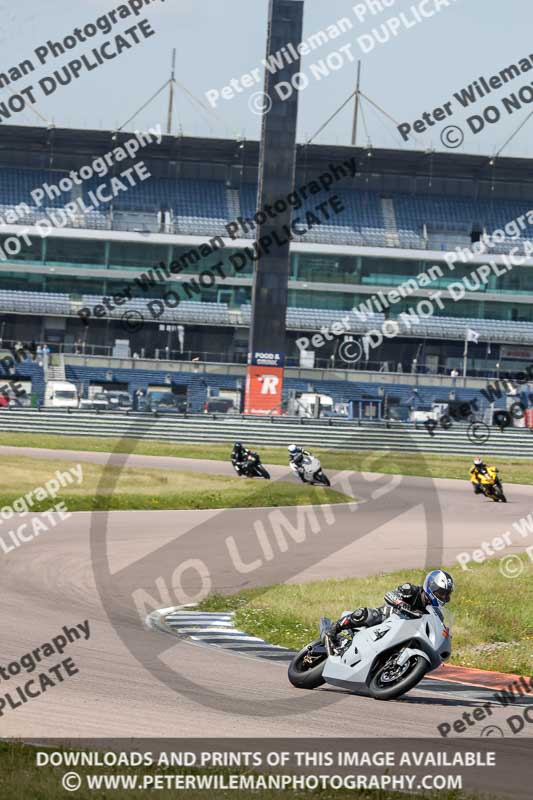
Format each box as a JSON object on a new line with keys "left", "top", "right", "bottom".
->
{"left": 290, "top": 454, "right": 331, "bottom": 487}
{"left": 288, "top": 603, "right": 452, "bottom": 700}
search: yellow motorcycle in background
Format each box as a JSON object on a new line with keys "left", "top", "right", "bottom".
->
{"left": 470, "top": 466, "right": 507, "bottom": 503}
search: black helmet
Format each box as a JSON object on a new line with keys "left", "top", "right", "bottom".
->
{"left": 234, "top": 441, "right": 244, "bottom": 451}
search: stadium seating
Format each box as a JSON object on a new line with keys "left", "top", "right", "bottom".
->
{"left": 240, "top": 185, "right": 387, "bottom": 246}
{"left": 0, "top": 168, "right": 67, "bottom": 210}
{"left": 80, "top": 176, "right": 230, "bottom": 236}
{"left": 0, "top": 289, "right": 71, "bottom": 315}
{"left": 0, "top": 166, "right": 530, "bottom": 254}
{"left": 1, "top": 288, "right": 533, "bottom": 344}
{"left": 79, "top": 295, "right": 231, "bottom": 325}
{"left": 394, "top": 193, "right": 533, "bottom": 249}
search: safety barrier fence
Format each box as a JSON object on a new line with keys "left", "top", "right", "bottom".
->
{"left": 1, "top": 408, "right": 532, "bottom": 457}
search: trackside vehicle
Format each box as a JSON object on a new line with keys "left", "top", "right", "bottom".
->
{"left": 43, "top": 381, "right": 79, "bottom": 409}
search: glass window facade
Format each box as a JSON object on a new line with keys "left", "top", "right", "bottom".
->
{"left": 292, "top": 253, "right": 360, "bottom": 284}
{"left": 0, "top": 234, "right": 42, "bottom": 263}
{"left": 2, "top": 234, "right": 533, "bottom": 296}
{"left": 46, "top": 238, "right": 106, "bottom": 267}
{"left": 293, "top": 252, "right": 533, "bottom": 296}
{"left": 171, "top": 245, "right": 254, "bottom": 277}
{"left": 108, "top": 241, "right": 169, "bottom": 269}
{"left": 1, "top": 234, "right": 533, "bottom": 321}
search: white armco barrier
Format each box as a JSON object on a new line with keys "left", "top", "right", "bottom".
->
{"left": 0, "top": 408, "right": 531, "bottom": 457}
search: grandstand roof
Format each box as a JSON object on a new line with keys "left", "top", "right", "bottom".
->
{"left": 0, "top": 124, "right": 531, "bottom": 198}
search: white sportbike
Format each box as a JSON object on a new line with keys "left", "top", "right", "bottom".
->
{"left": 288, "top": 603, "right": 452, "bottom": 700}
{"left": 290, "top": 454, "right": 331, "bottom": 487}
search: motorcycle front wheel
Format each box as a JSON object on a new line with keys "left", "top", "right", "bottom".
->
{"left": 313, "top": 470, "right": 331, "bottom": 487}
{"left": 491, "top": 484, "right": 507, "bottom": 503}
{"left": 288, "top": 640, "right": 327, "bottom": 689}
{"left": 255, "top": 465, "right": 271, "bottom": 480}
{"left": 369, "top": 654, "right": 428, "bottom": 700}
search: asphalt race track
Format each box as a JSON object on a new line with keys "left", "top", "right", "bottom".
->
{"left": 1, "top": 446, "right": 532, "bottom": 748}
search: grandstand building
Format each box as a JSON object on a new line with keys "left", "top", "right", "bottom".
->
{"left": 2, "top": 124, "right": 533, "bottom": 412}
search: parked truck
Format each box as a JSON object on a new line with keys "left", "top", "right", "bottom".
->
{"left": 44, "top": 381, "right": 79, "bottom": 409}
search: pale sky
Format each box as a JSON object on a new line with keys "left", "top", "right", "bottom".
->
{"left": 2, "top": 0, "right": 533, "bottom": 158}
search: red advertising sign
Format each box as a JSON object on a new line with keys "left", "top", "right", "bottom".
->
{"left": 500, "top": 346, "right": 533, "bottom": 361}
{"left": 244, "top": 365, "right": 284, "bottom": 416}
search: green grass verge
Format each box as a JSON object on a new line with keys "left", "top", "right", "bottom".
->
{"left": 0, "top": 455, "right": 350, "bottom": 512}
{"left": 199, "top": 558, "right": 533, "bottom": 676}
{"left": 0, "top": 431, "right": 531, "bottom": 484}
{"left": 0, "top": 742, "right": 481, "bottom": 800}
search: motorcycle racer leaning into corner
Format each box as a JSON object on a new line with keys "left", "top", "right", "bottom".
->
{"left": 288, "top": 443, "right": 312, "bottom": 475}
{"left": 469, "top": 456, "right": 493, "bottom": 494}
{"left": 231, "top": 441, "right": 255, "bottom": 476}
{"left": 325, "top": 570, "right": 455, "bottom": 653}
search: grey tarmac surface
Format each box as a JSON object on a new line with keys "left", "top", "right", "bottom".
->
{"left": 1, "top": 447, "right": 532, "bottom": 745}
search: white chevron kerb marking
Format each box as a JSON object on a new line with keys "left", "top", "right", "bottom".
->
{"left": 156, "top": 608, "right": 296, "bottom": 661}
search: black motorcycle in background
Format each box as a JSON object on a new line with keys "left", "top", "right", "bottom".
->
{"left": 232, "top": 451, "right": 271, "bottom": 480}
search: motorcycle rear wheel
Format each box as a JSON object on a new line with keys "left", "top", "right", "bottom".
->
{"left": 288, "top": 640, "right": 327, "bottom": 689}
{"left": 369, "top": 655, "right": 427, "bottom": 700}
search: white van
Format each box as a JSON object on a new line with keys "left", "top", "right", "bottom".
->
{"left": 44, "top": 381, "right": 79, "bottom": 409}
{"left": 296, "top": 393, "right": 334, "bottom": 418}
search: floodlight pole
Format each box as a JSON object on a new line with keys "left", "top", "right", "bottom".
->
{"left": 463, "top": 333, "right": 469, "bottom": 381}
{"left": 166, "top": 49, "right": 177, "bottom": 135}
{"left": 351, "top": 61, "right": 361, "bottom": 146}
{"left": 244, "top": 0, "right": 304, "bottom": 416}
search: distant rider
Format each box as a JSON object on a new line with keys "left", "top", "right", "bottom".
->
{"left": 470, "top": 456, "right": 490, "bottom": 494}
{"left": 231, "top": 442, "right": 255, "bottom": 476}
{"left": 287, "top": 444, "right": 312, "bottom": 476}
{"left": 326, "top": 570, "right": 454, "bottom": 652}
